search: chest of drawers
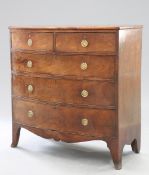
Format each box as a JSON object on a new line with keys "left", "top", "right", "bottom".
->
{"left": 9, "top": 26, "right": 142, "bottom": 170}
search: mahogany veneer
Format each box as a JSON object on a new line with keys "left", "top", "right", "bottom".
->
{"left": 9, "top": 25, "right": 143, "bottom": 170}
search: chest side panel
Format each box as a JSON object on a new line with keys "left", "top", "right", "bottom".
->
{"left": 118, "top": 29, "right": 142, "bottom": 142}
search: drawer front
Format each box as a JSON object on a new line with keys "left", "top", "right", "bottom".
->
{"left": 12, "top": 75, "right": 115, "bottom": 107}
{"left": 56, "top": 32, "right": 117, "bottom": 53}
{"left": 12, "top": 52, "right": 115, "bottom": 79}
{"left": 11, "top": 31, "right": 53, "bottom": 51}
{"left": 13, "top": 99, "right": 116, "bottom": 137}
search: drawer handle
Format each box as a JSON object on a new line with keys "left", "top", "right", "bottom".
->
{"left": 27, "top": 84, "right": 33, "bottom": 93}
{"left": 27, "top": 60, "right": 32, "bottom": 68}
{"left": 27, "top": 38, "right": 33, "bottom": 47}
{"left": 81, "top": 90, "right": 88, "bottom": 98}
{"left": 81, "top": 118, "right": 88, "bottom": 126}
{"left": 81, "top": 39, "right": 88, "bottom": 48}
{"left": 80, "top": 62, "right": 88, "bottom": 70}
{"left": 28, "top": 110, "right": 34, "bottom": 118}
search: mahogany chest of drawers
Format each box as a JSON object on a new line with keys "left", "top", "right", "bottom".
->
{"left": 9, "top": 25, "right": 142, "bottom": 170}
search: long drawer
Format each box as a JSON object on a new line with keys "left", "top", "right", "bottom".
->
{"left": 13, "top": 99, "right": 116, "bottom": 137}
{"left": 12, "top": 52, "right": 115, "bottom": 79}
{"left": 12, "top": 75, "right": 115, "bottom": 107}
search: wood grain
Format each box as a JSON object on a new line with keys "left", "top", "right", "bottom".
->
{"left": 11, "top": 31, "right": 53, "bottom": 51}
{"left": 118, "top": 28, "right": 142, "bottom": 153}
{"left": 12, "top": 75, "right": 115, "bottom": 107}
{"left": 13, "top": 99, "right": 116, "bottom": 137}
{"left": 12, "top": 52, "right": 115, "bottom": 79}
{"left": 56, "top": 32, "right": 117, "bottom": 53}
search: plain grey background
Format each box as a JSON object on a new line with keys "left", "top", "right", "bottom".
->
{"left": 0, "top": 0, "right": 149, "bottom": 174}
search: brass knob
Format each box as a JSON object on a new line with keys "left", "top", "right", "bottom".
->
{"left": 27, "top": 84, "right": 33, "bottom": 93}
{"left": 80, "top": 62, "right": 88, "bottom": 70}
{"left": 28, "top": 110, "right": 34, "bottom": 118}
{"left": 27, "top": 60, "right": 32, "bottom": 68}
{"left": 81, "top": 90, "right": 88, "bottom": 98}
{"left": 81, "top": 118, "right": 88, "bottom": 126}
{"left": 81, "top": 39, "right": 88, "bottom": 47}
{"left": 27, "top": 38, "right": 32, "bottom": 47}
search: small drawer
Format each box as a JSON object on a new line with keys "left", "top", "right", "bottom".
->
{"left": 55, "top": 32, "right": 117, "bottom": 53}
{"left": 11, "top": 31, "right": 53, "bottom": 51}
{"left": 13, "top": 99, "right": 116, "bottom": 137}
{"left": 12, "top": 75, "right": 115, "bottom": 107}
{"left": 12, "top": 52, "right": 115, "bottom": 80}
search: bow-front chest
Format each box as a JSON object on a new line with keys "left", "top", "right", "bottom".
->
{"left": 9, "top": 25, "right": 142, "bottom": 169}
